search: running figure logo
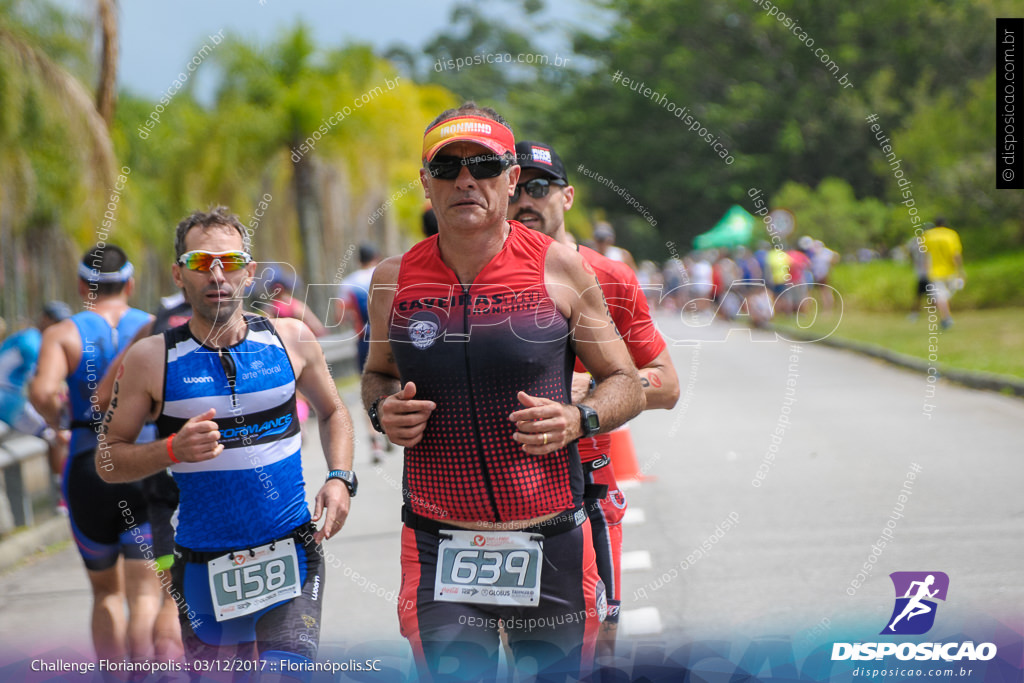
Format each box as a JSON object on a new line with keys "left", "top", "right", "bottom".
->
{"left": 881, "top": 571, "right": 949, "bottom": 635}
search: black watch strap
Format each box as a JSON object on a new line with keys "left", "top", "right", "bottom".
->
{"left": 368, "top": 395, "right": 387, "bottom": 434}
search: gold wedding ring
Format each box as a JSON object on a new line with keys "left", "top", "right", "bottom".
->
{"left": 542, "top": 433, "right": 548, "bottom": 445}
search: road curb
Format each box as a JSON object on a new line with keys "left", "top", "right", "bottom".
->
{"left": 774, "top": 325, "right": 1024, "bottom": 398}
{"left": 0, "top": 516, "right": 69, "bottom": 575}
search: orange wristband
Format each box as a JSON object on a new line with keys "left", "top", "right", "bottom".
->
{"left": 167, "top": 433, "right": 180, "bottom": 464}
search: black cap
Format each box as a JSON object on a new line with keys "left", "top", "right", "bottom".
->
{"left": 42, "top": 300, "right": 72, "bottom": 322}
{"left": 358, "top": 242, "right": 379, "bottom": 264}
{"left": 515, "top": 140, "right": 568, "bottom": 183}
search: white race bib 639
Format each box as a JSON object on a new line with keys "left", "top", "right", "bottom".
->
{"left": 434, "top": 530, "right": 544, "bottom": 607}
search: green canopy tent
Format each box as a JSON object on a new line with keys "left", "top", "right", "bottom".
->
{"left": 692, "top": 205, "right": 756, "bottom": 250}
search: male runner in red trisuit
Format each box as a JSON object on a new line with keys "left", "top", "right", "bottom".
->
{"left": 510, "top": 140, "right": 680, "bottom": 657}
{"left": 361, "top": 103, "right": 645, "bottom": 681}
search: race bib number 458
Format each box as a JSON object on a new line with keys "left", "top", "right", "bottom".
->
{"left": 434, "top": 530, "right": 544, "bottom": 607}
{"left": 208, "top": 539, "right": 301, "bottom": 622}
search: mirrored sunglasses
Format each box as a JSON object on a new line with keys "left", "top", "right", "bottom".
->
{"left": 177, "top": 250, "right": 253, "bottom": 272}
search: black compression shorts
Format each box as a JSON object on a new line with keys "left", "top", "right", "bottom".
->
{"left": 64, "top": 453, "right": 152, "bottom": 571}
{"left": 142, "top": 469, "right": 179, "bottom": 566}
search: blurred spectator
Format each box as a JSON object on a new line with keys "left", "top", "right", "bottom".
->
{"left": 688, "top": 252, "right": 714, "bottom": 314}
{"left": 780, "top": 238, "right": 814, "bottom": 315}
{"left": 907, "top": 224, "right": 932, "bottom": 321}
{"left": 856, "top": 247, "right": 878, "bottom": 263}
{"left": 765, "top": 247, "right": 791, "bottom": 309}
{"left": 807, "top": 237, "right": 839, "bottom": 314}
{"left": 592, "top": 222, "right": 638, "bottom": 271}
{"left": 712, "top": 250, "right": 742, "bottom": 320}
{"left": 637, "top": 260, "right": 663, "bottom": 309}
{"left": 0, "top": 301, "right": 72, "bottom": 475}
{"left": 260, "top": 265, "right": 327, "bottom": 424}
{"left": 339, "top": 242, "right": 389, "bottom": 463}
{"left": 662, "top": 258, "right": 688, "bottom": 311}
{"left": 921, "top": 217, "right": 965, "bottom": 330}
{"left": 261, "top": 264, "right": 328, "bottom": 337}
{"left": 733, "top": 246, "right": 772, "bottom": 327}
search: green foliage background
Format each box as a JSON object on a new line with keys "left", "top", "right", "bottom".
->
{"left": 0, "top": 0, "right": 1018, "bottom": 319}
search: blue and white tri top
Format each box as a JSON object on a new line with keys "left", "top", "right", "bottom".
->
{"left": 68, "top": 308, "right": 151, "bottom": 458}
{"left": 156, "top": 315, "right": 308, "bottom": 551}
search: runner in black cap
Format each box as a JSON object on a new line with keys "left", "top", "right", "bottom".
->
{"left": 513, "top": 139, "right": 680, "bottom": 658}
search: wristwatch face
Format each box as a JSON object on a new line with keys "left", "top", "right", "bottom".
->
{"left": 579, "top": 405, "right": 600, "bottom": 437}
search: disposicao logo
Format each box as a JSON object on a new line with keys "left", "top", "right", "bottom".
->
{"left": 832, "top": 571, "right": 997, "bottom": 662}
{"left": 882, "top": 571, "right": 948, "bottom": 635}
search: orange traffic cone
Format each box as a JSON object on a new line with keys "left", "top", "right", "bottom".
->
{"left": 608, "top": 425, "right": 652, "bottom": 483}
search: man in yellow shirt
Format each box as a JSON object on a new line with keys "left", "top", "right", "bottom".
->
{"left": 921, "top": 217, "right": 966, "bottom": 329}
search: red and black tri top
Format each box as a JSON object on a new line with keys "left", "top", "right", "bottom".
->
{"left": 389, "top": 221, "right": 582, "bottom": 523}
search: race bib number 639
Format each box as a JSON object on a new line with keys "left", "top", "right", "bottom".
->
{"left": 434, "top": 530, "right": 544, "bottom": 607}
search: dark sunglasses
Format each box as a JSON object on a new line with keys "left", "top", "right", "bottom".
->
{"left": 177, "top": 250, "right": 253, "bottom": 272}
{"left": 426, "top": 154, "right": 513, "bottom": 180}
{"left": 511, "top": 178, "right": 566, "bottom": 203}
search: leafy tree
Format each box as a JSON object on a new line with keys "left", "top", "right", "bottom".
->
{"left": 772, "top": 178, "right": 888, "bottom": 254}
{"left": 548, "top": 0, "right": 999, "bottom": 254}
{"left": 0, "top": 0, "right": 117, "bottom": 318}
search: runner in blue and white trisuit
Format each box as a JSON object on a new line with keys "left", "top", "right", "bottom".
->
{"left": 100, "top": 207, "right": 355, "bottom": 678}
{"left": 29, "top": 246, "right": 163, "bottom": 664}
{"left": 95, "top": 290, "right": 194, "bottom": 660}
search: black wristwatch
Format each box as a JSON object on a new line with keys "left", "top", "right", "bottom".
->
{"left": 368, "top": 395, "right": 387, "bottom": 434}
{"left": 577, "top": 404, "right": 600, "bottom": 439}
{"left": 326, "top": 470, "right": 358, "bottom": 497}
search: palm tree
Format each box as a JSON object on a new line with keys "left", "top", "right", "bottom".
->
{"left": 197, "top": 26, "right": 452, "bottom": 315}
{"left": 0, "top": 0, "right": 117, "bottom": 318}
{"left": 95, "top": 0, "right": 118, "bottom": 126}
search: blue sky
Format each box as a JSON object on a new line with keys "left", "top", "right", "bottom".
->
{"left": 117, "top": 1, "right": 605, "bottom": 101}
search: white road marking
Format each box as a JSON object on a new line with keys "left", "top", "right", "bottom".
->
{"left": 620, "top": 550, "right": 652, "bottom": 571}
{"left": 620, "top": 607, "right": 663, "bottom": 636}
{"left": 622, "top": 508, "right": 646, "bottom": 525}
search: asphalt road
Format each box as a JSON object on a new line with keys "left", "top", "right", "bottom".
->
{"left": 1, "top": 312, "right": 1021, "bottom": 679}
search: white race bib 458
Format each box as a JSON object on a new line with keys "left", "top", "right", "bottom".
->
{"left": 207, "top": 539, "right": 301, "bottom": 621}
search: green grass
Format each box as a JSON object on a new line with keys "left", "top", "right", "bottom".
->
{"left": 827, "top": 250, "right": 1024, "bottom": 312}
{"left": 775, "top": 308, "right": 1024, "bottom": 379}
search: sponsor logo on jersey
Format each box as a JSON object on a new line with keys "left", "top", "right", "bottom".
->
{"left": 220, "top": 414, "right": 293, "bottom": 440}
{"left": 240, "top": 364, "right": 284, "bottom": 381}
{"left": 183, "top": 376, "right": 214, "bottom": 384}
{"left": 410, "top": 312, "right": 440, "bottom": 350}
